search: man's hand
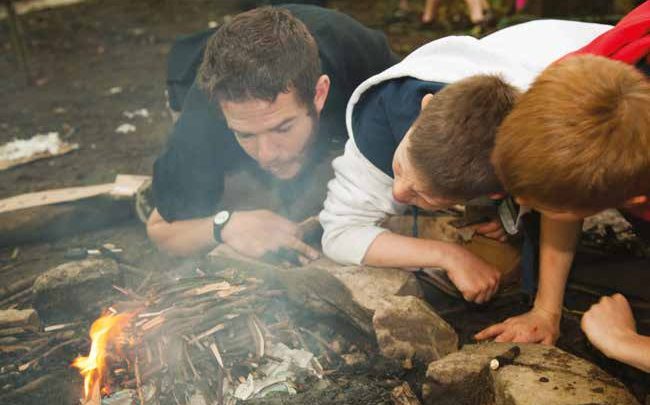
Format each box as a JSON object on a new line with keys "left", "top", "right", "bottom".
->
{"left": 474, "top": 220, "right": 507, "bottom": 242}
{"left": 475, "top": 307, "right": 560, "bottom": 344}
{"left": 581, "top": 294, "right": 637, "bottom": 358}
{"left": 221, "top": 210, "right": 320, "bottom": 264}
{"left": 442, "top": 244, "right": 501, "bottom": 304}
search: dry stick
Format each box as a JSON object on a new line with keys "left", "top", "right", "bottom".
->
{"left": 209, "top": 342, "right": 225, "bottom": 369}
{"left": 19, "top": 337, "right": 83, "bottom": 371}
{"left": 298, "top": 327, "right": 338, "bottom": 363}
{"left": 0, "top": 276, "right": 36, "bottom": 301}
{"left": 136, "top": 272, "right": 155, "bottom": 294}
{"left": 189, "top": 322, "right": 225, "bottom": 344}
{"left": 0, "top": 289, "right": 32, "bottom": 309}
{"left": 122, "top": 364, "right": 165, "bottom": 388}
{"left": 184, "top": 344, "right": 201, "bottom": 379}
{"left": 134, "top": 352, "right": 146, "bottom": 405}
{"left": 118, "top": 263, "right": 150, "bottom": 278}
{"left": 0, "top": 374, "right": 53, "bottom": 403}
{"left": 112, "top": 285, "right": 146, "bottom": 301}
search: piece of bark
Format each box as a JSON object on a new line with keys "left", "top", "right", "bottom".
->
{"left": 0, "top": 309, "right": 40, "bottom": 331}
{"left": 392, "top": 382, "right": 422, "bottom": 405}
{"left": 32, "top": 258, "right": 121, "bottom": 322}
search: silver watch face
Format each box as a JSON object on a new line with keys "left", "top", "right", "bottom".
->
{"left": 214, "top": 210, "right": 230, "bottom": 226}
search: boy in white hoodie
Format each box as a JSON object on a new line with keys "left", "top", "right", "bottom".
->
{"left": 320, "top": 19, "right": 612, "bottom": 304}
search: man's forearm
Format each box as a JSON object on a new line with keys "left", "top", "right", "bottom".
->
{"left": 362, "top": 231, "right": 451, "bottom": 269}
{"left": 533, "top": 215, "right": 583, "bottom": 316}
{"left": 147, "top": 209, "right": 216, "bottom": 256}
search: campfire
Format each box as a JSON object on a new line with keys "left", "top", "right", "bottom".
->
{"left": 72, "top": 312, "right": 134, "bottom": 402}
{"left": 69, "top": 265, "right": 333, "bottom": 405}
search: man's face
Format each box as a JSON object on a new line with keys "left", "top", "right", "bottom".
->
{"left": 391, "top": 130, "right": 458, "bottom": 211}
{"left": 221, "top": 90, "right": 317, "bottom": 180}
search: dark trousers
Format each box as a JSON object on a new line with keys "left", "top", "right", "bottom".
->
{"left": 521, "top": 211, "right": 650, "bottom": 301}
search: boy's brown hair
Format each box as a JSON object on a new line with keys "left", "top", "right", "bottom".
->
{"left": 409, "top": 75, "right": 519, "bottom": 200}
{"left": 197, "top": 7, "right": 321, "bottom": 108}
{"left": 492, "top": 55, "right": 650, "bottom": 211}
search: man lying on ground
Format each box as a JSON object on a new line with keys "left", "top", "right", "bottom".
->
{"left": 146, "top": 5, "right": 396, "bottom": 259}
{"left": 320, "top": 19, "right": 610, "bottom": 303}
{"left": 478, "top": 2, "right": 650, "bottom": 372}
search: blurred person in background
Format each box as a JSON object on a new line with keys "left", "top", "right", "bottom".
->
{"left": 397, "top": 0, "right": 493, "bottom": 28}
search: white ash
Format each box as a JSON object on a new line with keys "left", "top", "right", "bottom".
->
{"left": 0, "top": 132, "right": 69, "bottom": 161}
{"left": 123, "top": 108, "right": 149, "bottom": 119}
{"left": 115, "top": 124, "right": 136, "bottom": 134}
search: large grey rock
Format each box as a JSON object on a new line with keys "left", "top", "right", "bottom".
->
{"left": 423, "top": 342, "right": 639, "bottom": 405}
{"left": 33, "top": 258, "right": 121, "bottom": 322}
{"left": 208, "top": 246, "right": 457, "bottom": 364}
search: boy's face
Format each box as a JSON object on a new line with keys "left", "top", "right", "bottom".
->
{"left": 391, "top": 129, "right": 458, "bottom": 211}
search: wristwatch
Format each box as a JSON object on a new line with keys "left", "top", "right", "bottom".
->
{"left": 213, "top": 210, "right": 231, "bottom": 243}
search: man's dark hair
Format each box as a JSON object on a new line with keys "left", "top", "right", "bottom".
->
{"left": 408, "top": 75, "right": 520, "bottom": 200}
{"left": 197, "top": 7, "right": 321, "bottom": 107}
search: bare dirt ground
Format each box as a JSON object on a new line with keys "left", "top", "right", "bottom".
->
{"left": 0, "top": 0, "right": 648, "bottom": 403}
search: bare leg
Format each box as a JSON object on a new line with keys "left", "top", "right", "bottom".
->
{"left": 422, "top": 0, "right": 440, "bottom": 23}
{"left": 465, "top": 0, "right": 485, "bottom": 24}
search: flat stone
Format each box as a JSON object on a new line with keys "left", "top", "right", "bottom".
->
{"left": 373, "top": 295, "right": 458, "bottom": 364}
{"left": 32, "top": 258, "right": 120, "bottom": 322}
{"left": 309, "top": 259, "right": 423, "bottom": 312}
{"left": 423, "top": 342, "right": 639, "bottom": 405}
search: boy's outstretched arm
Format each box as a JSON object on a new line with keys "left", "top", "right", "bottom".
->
{"left": 320, "top": 140, "right": 500, "bottom": 304}
{"left": 475, "top": 215, "right": 582, "bottom": 344}
{"left": 364, "top": 232, "right": 500, "bottom": 303}
{"left": 582, "top": 294, "right": 650, "bottom": 373}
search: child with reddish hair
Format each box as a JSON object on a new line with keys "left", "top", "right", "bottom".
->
{"left": 478, "top": 2, "right": 650, "bottom": 372}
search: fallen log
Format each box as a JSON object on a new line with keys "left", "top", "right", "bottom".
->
{"left": 0, "top": 175, "right": 150, "bottom": 247}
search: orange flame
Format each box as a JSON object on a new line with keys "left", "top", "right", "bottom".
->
{"left": 72, "top": 312, "right": 134, "bottom": 400}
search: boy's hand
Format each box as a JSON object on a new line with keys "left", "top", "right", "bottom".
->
{"left": 222, "top": 210, "right": 320, "bottom": 264}
{"left": 581, "top": 294, "right": 637, "bottom": 359}
{"left": 442, "top": 245, "right": 501, "bottom": 304}
{"left": 474, "top": 307, "right": 560, "bottom": 344}
{"left": 474, "top": 220, "right": 507, "bottom": 242}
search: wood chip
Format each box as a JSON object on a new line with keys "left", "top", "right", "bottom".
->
{"left": 184, "top": 282, "right": 231, "bottom": 297}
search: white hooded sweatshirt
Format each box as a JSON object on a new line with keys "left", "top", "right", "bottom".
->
{"left": 319, "top": 19, "right": 612, "bottom": 265}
